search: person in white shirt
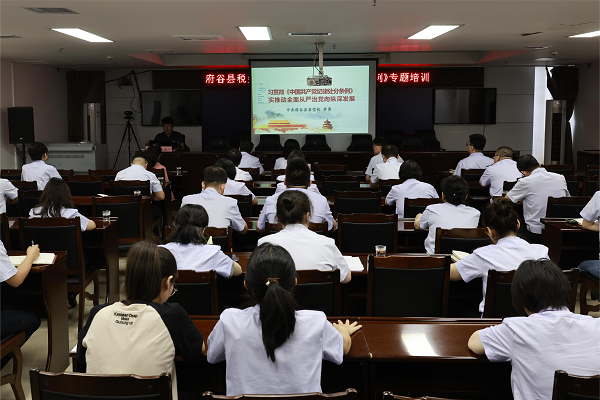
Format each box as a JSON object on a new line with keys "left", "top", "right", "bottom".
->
{"left": 453, "top": 134, "right": 494, "bottom": 177}
{"left": 577, "top": 190, "right": 600, "bottom": 281}
{"left": 370, "top": 144, "right": 403, "bottom": 186}
{"left": 115, "top": 154, "right": 165, "bottom": 202}
{"left": 274, "top": 150, "right": 320, "bottom": 195}
{"left": 207, "top": 243, "right": 361, "bottom": 396}
{"left": 468, "top": 259, "right": 600, "bottom": 400}
{"left": 451, "top": 198, "right": 549, "bottom": 314}
{"left": 273, "top": 139, "right": 300, "bottom": 171}
{"left": 479, "top": 146, "right": 522, "bottom": 200}
{"left": 385, "top": 160, "right": 439, "bottom": 217}
{"left": 215, "top": 158, "right": 258, "bottom": 205}
{"left": 225, "top": 148, "right": 253, "bottom": 181}
{"left": 160, "top": 205, "right": 242, "bottom": 278}
{"left": 0, "top": 178, "right": 18, "bottom": 214}
{"left": 21, "top": 142, "right": 62, "bottom": 190}
{"left": 506, "top": 154, "right": 570, "bottom": 244}
{"left": 181, "top": 166, "right": 248, "bottom": 234}
{"left": 258, "top": 190, "right": 351, "bottom": 283}
{"left": 238, "top": 140, "right": 264, "bottom": 175}
{"left": 365, "top": 137, "right": 387, "bottom": 183}
{"left": 415, "top": 175, "right": 480, "bottom": 254}
{"left": 257, "top": 158, "right": 335, "bottom": 232}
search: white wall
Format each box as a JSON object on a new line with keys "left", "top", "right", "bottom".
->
{"left": 573, "top": 62, "right": 599, "bottom": 154}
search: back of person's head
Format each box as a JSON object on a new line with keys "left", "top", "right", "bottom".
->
{"left": 168, "top": 204, "right": 209, "bottom": 245}
{"left": 132, "top": 154, "right": 148, "bottom": 166}
{"left": 517, "top": 154, "right": 539, "bottom": 173}
{"left": 161, "top": 116, "right": 174, "bottom": 126}
{"left": 512, "top": 259, "right": 571, "bottom": 315}
{"left": 239, "top": 140, "right": 254, "bottom": 153}
{"left": 28, "top": 142, "right": 48, "bottom": 161}
{"left": 144, "top": 144, "right": 162, "bottom": 169}
{"left": 282, "top": 139, "right": 301, "bottom": 159}
{"left": 245, "top": 243, "right": 299, "bottom": 362}
{"left": 285, "top": 158, "right": 311, "bottom": 187}
{"left": 287, "top": 150, "right": 305, "bottom": 162}
{"left": 483, "top": 198, "right": 519, "bottom": 238}
{"left": 399, "top": 160, "right": 422, "bottom": 181}
{"left": 276, "top": 190, "right": 312, "bottom": 226}
{"left": 495, "top": 146, "right": 514, "bottom": 159}
{"left": 203, "top": 166, "right": 227, "bottom": 187}
{"left": 372, "top": 137, "right": 388, "bottom": 147}
{"left": 214, "top": 158, "right": 236, "bottom": 180}
{"left": 469, "top": 134, "right": 486, "bottom": 151}
{"left": 225, "top": 148, "right": 243, "bottom": 166}
{"left": 382, "top": 144, "right": 399, "bottom": 159}
{"left": 35, "top": 177, "right": 74, "bottom": 218}
{"left": 440, "top": 175, "right": 469, "bottom": 205}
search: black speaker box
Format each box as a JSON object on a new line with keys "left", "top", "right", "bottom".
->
{"left": 8, "top": 106, "right": 35, "bottom": 144}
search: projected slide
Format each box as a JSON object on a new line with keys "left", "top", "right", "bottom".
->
{"left": 252, "top": 65, "right": 370, "bottom": 134}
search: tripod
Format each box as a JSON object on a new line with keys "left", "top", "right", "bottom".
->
{"left": 113, "top": 115, "right": 141, "bottom": 169}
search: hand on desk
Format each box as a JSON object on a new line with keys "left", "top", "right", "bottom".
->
{"left": 333, "top": 320, "right": 363, "bottom": 355}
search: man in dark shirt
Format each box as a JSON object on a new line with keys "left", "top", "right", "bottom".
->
{"left": 154, "top": 117, "right": 185, "bottom": 151}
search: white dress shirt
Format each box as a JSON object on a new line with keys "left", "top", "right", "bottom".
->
{"left": 181, "top": 187, "right": 246, "bottom": 231}
{"left": 419, "top": 202, "right": 480, "bottom": 254}
{"left": 454, "top": 153, "right": 494, "bottom": 177}
{"left": 455, "top": 236, "right": 549, "bottom": 312}
{"left": 224, "top": 178, "right": 256, "bottom": 200}
{"left": 239, "top": 152, "right": 264, "bottom": 175}
{"left": 386, "top": 179, "right": 439, "bottom": 217}
{"left": 370, "top": 157, "right": 402, "bottom": 184}
{"left": 234, "top": 167, "right": 253, "bottom": 181}
{"left": 159, "top": 242, "right": 234, "bottom": 278}
{"left": 258, "top": 224, "right": 350, "bottom": 281}
{"left": 0, "top": 179, "right": 18, "bottom": 214}
{"left": 21, "top": 160, "right": 62, "bottom": 190}
{"left": 273, "top": 157, "right": 287, "bottom": 171}
{"left": 507, "top": 168, "right": 570, "bottom": 234}
{"left": 257, "top": 188, "right": 334, "bottom": 231}
{"left": 478, "top": 309, "right": 600, "bottom": 400}
{"left": 29, "top": 206, "right": 91, "bottom": 232}
{"left": 115, "top": 164, "right": 163, "bottom": 194}
{"left": 480, "top": 159, "right": 522, "bottom": 199}
{"left": 207, "top": 305, "right": 343, "bottom": 396}
{"left": 0, "top": 240, "right": 17, "bottom": 283}
{"left": 580, "top": 190, "right": 600, "bottom": 259}
{"left": 365, "top": 153, "right": 384, "bottom": 177}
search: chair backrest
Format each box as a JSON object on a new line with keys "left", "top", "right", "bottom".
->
{"left": 30, "top": 369, "right": 172, "bottom": 400}
{"left": 378, "top": 179, "right": 402, "bottom": 197}
{"left": 110, "top": 180, "right": 151, "bottom": 196}
{"left": 367, "top": 254, "right": 450, "bottom": 317}
{"left": 334, "top": 191, "right": 381, "bottom": 215}
{"left": 321, "top": 175, "right": 360, "bottom": 197}
{"left": 271, "top": 169, "right": 286, "bottom": 181}
{"left": 18, "top": 190, "right": 43, "bottom": 217}
{"left": 586, "top": 165, "right": 600, "bottom": 176}
{"left": 563, "top": 175, "right": 580, "bottom": 196}
{"left": 314, "top": 164, "right": 347, "bottom": 182}
{"left": 552, "top": 370, "right": 600, "bottom": 400}
{"left": 461, "top": 169, "right": 486, "bottom": 182}
{"left": 240, "top": 167, "right": 260, "bottom": 181}
{"left": 57, "top": 169, "right": 75, "bottom": 179}
{"left": 347, "top": 134, "right": 373, "bottom": 152}
{"left": 265, "top": 222, "right": 328, "bottom": 235}
{"left": 543, "top": 164, "right": 575, "bottom": 176}
{"left": 168, "top": 270, "right": 218, "bottom": 315}
{"left": 383, "top": 392, "right": 452, "bottom": 400}
{"left": 225, "top": 194, "right": 253, "bottom": 218}
{"left": 89, "top": 169, "right": 118, "bottom": 182}
{"left": 416, "top": 130, "right": 441, "bottom": 151}
{"left": 10, "top": 180, "right": 37, "bottom": 190}
{"left": 255, "top": 135, "right": 283, "bottom": 152}
{"left": 0, "top": 169, "right": 21, "bottom": 180}
{"left": 203, "top": 389, "right": 358, "bottom": 400}
{"left": 302, "top": 135, "right": 331, "bottom": 152}
{"left": 582, "top": 176, "right": 599, "bottom": 197}
{"left": 384, "top": 130, "right": 404, "bottom": 148}
{"left": 205, "top": 226, "right": 232, "bottom": 252}
{"left": 400, "top": 135, "right": 426, "bottom": 151}
{"left": 66, "top": 175, "right": 104, "bottom": 197}
{"left": 92, "top": 196, "right": 143, "bottom": 241}
{"left": 1, "top": 213, "right": 10, "bottom": 248}
{"left": 546, "top": 196, "right": 592, "bottom": 218}
{"left": 434, "top": 228, "right": 492, "bottom": 254}
{"left": 295, "top": 269, "right": 341, "bottom": 316}
{"left": 149, "top": 168, "right": 165, "bottom": 179}
{"left": 503, "top": 180, "right": 517, "bottom": 193}
{"left": 404, "top": 198, "right": 444, "bottom": 218}
{"left": 207, "top": 134, "right": 231, "bottom": 151}
{"left": 337, "top": 213, "right": 397, "bottom": 253}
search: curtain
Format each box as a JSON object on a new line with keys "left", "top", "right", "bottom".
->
{"left": 546, "top": 66, "right": 579, "bottom": 164}
{"left": 66, "top": 71, "right": 95, "bottom": 142}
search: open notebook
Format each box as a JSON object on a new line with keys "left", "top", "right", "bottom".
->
{"left": 450, "top": 250, "right": 470, "bottom": 263}
{"left": 342, "top": 256, "right": 364, "bottom": 272}
{"left": 9, "top": 253, "right": 56, "bottom": 266}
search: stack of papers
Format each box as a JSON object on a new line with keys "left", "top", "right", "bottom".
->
{"left": 343, "top": 256, "right": 364, "bottom": 272}
{"left": 573, "top": 218, "right": 584, "bottom": 225}
{"left": 9, "top": 253, "right": 56, "bottom": 266}
{"left": 451, "top": 250, "right": 470, "bottom": 263}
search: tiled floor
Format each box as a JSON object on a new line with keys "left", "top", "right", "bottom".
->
{"left": 1, "top": 258, "right": 598, "bottom": 400}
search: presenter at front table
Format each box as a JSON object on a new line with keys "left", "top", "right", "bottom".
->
{"left": 154, "top": 116, "right": 185, "bottom": 151}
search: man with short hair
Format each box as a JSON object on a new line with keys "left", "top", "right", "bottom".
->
{"left": 479, "top": 146, "right": 522, "bottom": 200}
{"left": 385, "top": 160, "right": 439, "bottom": 217}
{"left": 506, "top": 154, "right": 570, "bottom": 243}
{"left": 453, "top": 134, "right": 494, "bottom": 176}
{"left": 365, "top": 137, "right": 388, "bottom": 183}
{"left": 274, "top": 150, "right": 319, "bottom": 194}
{"left": 215, "top": 158, "right": 258, "bottom": 206}
{"left": 370, "top": 144, "right": 402, "bottom": 186}
{"left": 21, "top": 142, "right": 62, "bottom": 190}
{"left": 115, "top": 154, "right": 165, "bottom": 202}
{"left": 224, "top": 148, "right": 252, "bottom": 181}
{"left": 181, "top": 166, "right": 248, "bottom": 234}
{"left": 153, "top": 117, "right": 185, "bottom": 151}
{"left": 238, "top": 140, "right": 264, "bottom": 175}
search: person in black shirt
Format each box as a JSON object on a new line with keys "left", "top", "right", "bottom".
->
{"left": 154, "top": 117, "right": 185, "bottom": 151}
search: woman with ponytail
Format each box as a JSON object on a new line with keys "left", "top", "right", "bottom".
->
{"left": 450, "top": 197, "right": 549, "bottom": 315}
{"left": 415, "top": 175, "right": 480, "bottom": 254}
{"left": 257, "top": 190, "right": 351, "bottom": 283}
{"left": 207, "top": 243, "right": 361, "bottom": 395}
{"left": 160, "top": 204, "right": 242, "bottom": 278}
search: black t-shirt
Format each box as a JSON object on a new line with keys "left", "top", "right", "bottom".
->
{"left": 154, "top": 131, "right": 184, "bottom": 149}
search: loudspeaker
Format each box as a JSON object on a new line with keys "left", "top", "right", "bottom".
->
{"left": 8, "top": 106, "right": 35, "bottom": 144}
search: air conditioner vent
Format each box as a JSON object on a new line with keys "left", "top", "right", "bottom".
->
{"left": 173, "top": 35, "right": 224, "bottom": 41}
{"left": 0, "top": 35, "right": 22, "bottom": 39}
{"left": 23, "top": 7, "right": 78, "bottom": 14}
{"left": 147, "top": 49, "right": 174, "bottom": 53}
{"left": 288, "top": 32, "right": 332, "bottom": 37}
{"left": 521, "top": 32, "right": 542, "bottom": 36}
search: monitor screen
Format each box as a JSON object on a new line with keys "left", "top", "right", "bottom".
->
{"left": 141, "top": 90, "right": 203, "bottom": 126}
{"left": 434, "top": 88, "right": 496, "bottom": 124}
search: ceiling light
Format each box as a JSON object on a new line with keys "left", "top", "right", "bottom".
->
{"left": 533, "top": 58, "right": 556, "bottom": 61}
{"left": 408, "top": 25, "right": 460, "bottom": 40}
{"left": 238, "top": 27, "right": 272, "bottom": 41}
{"left": 51, "top": 28, "right": 112, "bottom": 42}
{"left": 569, "top": 30, "right": 600, "bottom": 38}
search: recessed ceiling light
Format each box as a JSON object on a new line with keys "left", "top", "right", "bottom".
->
{"left": 408, "top": 25, "right": 461, "bottom": 40}
{"left": 51, "top": 28, "right": 112, "bottom": 42}
{"left": 569, "top": 30, "right": 600, "bottom": 38}
{"left": 533, "top": 58, "right": 556, "bottom": 61}
{"left": 238, "top": 27, "right": 272, "bottom": 40}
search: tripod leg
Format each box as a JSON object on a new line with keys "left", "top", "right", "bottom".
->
{"left": 129, "top": 123, "right": 142, "bottom": 151}
{"left": 113, "top": 122, "right": 130, "bottom": 169}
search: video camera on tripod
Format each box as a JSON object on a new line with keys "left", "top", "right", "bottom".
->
{"left": 113, "top": 110, "right": 141, "bottom": 169}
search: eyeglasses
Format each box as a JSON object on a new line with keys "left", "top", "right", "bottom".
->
{"left": 465, "top": 142, "right": 472, "bottom": 147}
{"left": 170, "top": 284, "right": 178, "bottom": 297}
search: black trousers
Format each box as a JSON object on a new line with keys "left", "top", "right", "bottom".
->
{"left": 1, "top": 307, "right": 41, "bottom": 368}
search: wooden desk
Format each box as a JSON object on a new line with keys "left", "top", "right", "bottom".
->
{"left": 1, "top": 252, "right": 69, "bottom": 372}
{"left": 397, "top": 218, "right": 427, "bottom": 253}
{"left": 541, "top": 218, "right": 599, "bottom": 270}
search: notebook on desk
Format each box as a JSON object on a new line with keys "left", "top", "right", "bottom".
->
{"left": 451, "top": 250, "right": 470, "bottom": 263}
{"left": 9, "top": 253, "right": 56, "bottom": 266}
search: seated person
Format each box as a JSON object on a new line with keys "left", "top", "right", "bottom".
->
{"left": 578, "top": 189, "right": 599, "bottom": 284}
{"left": 30, "top": 178, "right": 96, "bottom": 232}
{"left": 145, "top": 144, "right": 175, "bottom": 201}
{"left": 370, "top": 144, "right": 403, "bottom": 186}
{"left": 160, "top": 205, "right": 242, "bottom": 278}
{"left": 115, "top": 154, "right": 165, "bottom": 202}
{"left": 258, "top": 158, "right": 334, "bottom": 232}
{"left": 78, "top": 242, "right": 205, "bottom": 400}
{"left": 275, "top": 150, "right": 319, "bottom": 195}
{"left": 224, "top": 148, "right": 253, "bottom": 181}
{"left": 468, "top": 259, "right": 600, "bottom": 400}
{"left": 385, "top": 160, "right": 439, "bottom": 217}
{"left": 239, "top": 140, "right": 264, "bottom": 175}
{"left": 0, "top": 178, "right": 18, "bottom": 214}
{"left": 365, "top": 137, "right": 387, "bottom": 183}
{"left": 450, "top": 198, "right": 549, "bottom": 315}
{"left": 506, "top": 154, "right": 570, "bottom": 244}
{"left": 274, "top": 139, "right": 300, "bottom": 171}
{"left": 21, "top": 142, "right": 62, "bottom": 190}
{"left": 415, "top": 175, "right": 480, "bottom": 254}
{"left": 153, "top": 116, "right": 185, "bottom": 151}
{"left": 479, "top": 146, "right": 521, "bottom": 199}
{"left": 454, "top": 134, "right": 494, "bottom": 176}
{"left": 215, "top": 158, "right": 257, "bottom": 206}
{"left": 181, "top": 166, "right": 248, "bottom": 234}
{"left": 258, "top": 190, "right": 351, "bottom": 283}
{"left": 207, "top": 243, "right": 361, "bottom": 395}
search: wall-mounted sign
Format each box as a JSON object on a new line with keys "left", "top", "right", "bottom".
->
{"left": 376, "top": 67, "right": 483, "bottom": 87}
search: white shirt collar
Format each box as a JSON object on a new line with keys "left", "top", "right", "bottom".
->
{"left": 203, "top": 187, "right": 221, "bottom": 196}
{"left": 130, "top": 164, "right": 146, "bottom": 171}
{"left": 282, "top": 223, "right": 311, "bottom": 233}
{"left": 469, "top": 152, "right": 485, "bottom": 157}
{"left": 531, "top": 167, "right": 546, "bottom": 176}
{"left": 31, "top": 160, "right": 45, "bottom": 164}
{"left": 495, "top": 236, "right": 526, "bottom": 246}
